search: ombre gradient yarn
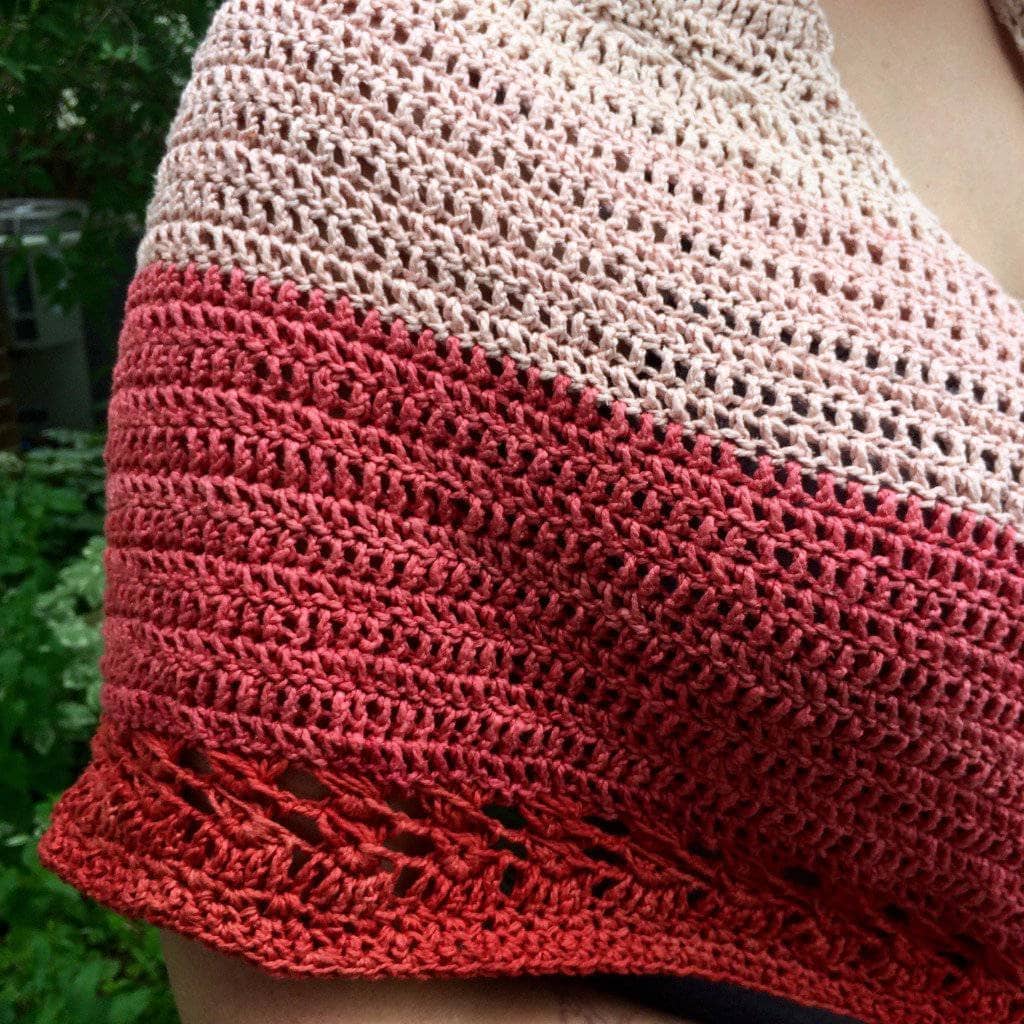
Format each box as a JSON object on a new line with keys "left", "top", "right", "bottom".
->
{"left": 39, "top": 2, "right": 1024, "bottom": 1022}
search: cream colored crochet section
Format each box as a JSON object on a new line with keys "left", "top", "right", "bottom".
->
{"left": 139, "top": 0, "right": 1024, "bottom": 527}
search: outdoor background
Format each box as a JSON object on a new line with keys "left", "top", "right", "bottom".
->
{"left": 1, "top": 3, "right": 219, "bottom": 1020}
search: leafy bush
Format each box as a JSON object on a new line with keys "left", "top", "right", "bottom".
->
{"left": 0, "top": 431, "right": 178, "bottom": 1024}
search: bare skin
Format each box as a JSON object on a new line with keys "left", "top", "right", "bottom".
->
{"left": 161, "top": 2, "right": 1024, "bottom": 1020}
{"left": 820, "top": 0, "right": 1024, "bottom": 299}
{"left": 161, "top": 932, "right": 693, "bottom": 1024}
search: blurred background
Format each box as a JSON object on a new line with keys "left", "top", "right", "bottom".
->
{"left": 1, "top": 3, "right": 218, "bottom": 1020}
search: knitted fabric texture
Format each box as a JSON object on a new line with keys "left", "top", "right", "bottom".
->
{"left": 39, "top": 2, "right": 1024, "bottom": 1021}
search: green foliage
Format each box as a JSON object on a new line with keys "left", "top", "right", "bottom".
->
{"left": 0, "top": 0, "right": 220, "bottom": 317}
{"left": 0, "top": 429, "right": 106, "bottom": 826}
{"left": 0, "top": 830, "right": 178, "bottom": 1024}
{"left": 0, "top": 3, "right": 220, "bottom": 1012}
{"left": 0, "top": 431, "right": 178, "bottom": 1024}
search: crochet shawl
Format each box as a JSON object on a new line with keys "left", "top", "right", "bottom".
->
{"left": 40, "top": 2, "right": 1024, "bottom": 1021}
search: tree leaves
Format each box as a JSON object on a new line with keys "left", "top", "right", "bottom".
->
{"left": 0, "top": 0, "right": 220, "bottom": 322}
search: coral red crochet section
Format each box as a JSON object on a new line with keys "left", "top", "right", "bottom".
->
{"left": 39, "top": 262, "right": 1024, "bottom": 1024}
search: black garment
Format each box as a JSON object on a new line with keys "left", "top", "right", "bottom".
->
{"left": 593, "top": 975, "right": 862, "bottom": 1024}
